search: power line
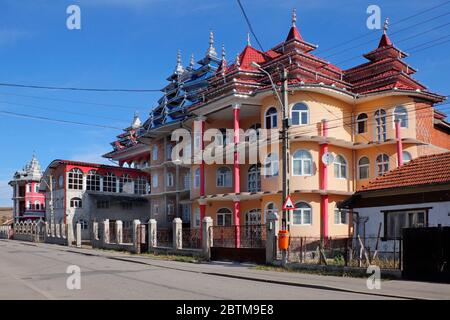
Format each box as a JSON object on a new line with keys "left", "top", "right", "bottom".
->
{"left": 0, "top": 91, "right": 142, "bottom": 110}
{"left": 316, "top": 0, "right": 450, "bottom": 55}
{"left": 0, "top": 110, "right": 122, "bottom": 130}
{"left": 236, "top": 0, "right": 265, "bottom": 52}
{"left": 0, "top": 82, "right": 161, "bottom": 93}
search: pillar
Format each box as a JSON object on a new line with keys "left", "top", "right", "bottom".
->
{"left": 103, "top": 219, "right": 109, "bottom": 245}
{"left": 76, "top": 222, "right": 82, "bottom": 248}
{"left": 320, "top": 119, "right": 329, "bottom": 241}
{"left": 132, "top": 219, "right": 141, "bottom": 253}
{"left": 173, "top": 218, "right": 182, "bottom": 250}
{"left": 202, "top": 216, "right": 213, "bottom": 260}
{"left": 195, "top": 116, "right": 207, "bottom": 241}
{"left": 233, "top": 104, "right": 241, "bottom": 248}
{"left": 115, "top": 220, "right": 123, "bottom": 244}
{"left": 395, "top": 119, "right": 403, "bottom": 166}
{"left": 266, "top": 212, "right": 279, "bottom": 264}
{"left": 148, "top": 219, "right": 157, "bottom": 250}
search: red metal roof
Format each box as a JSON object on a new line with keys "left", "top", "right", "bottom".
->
{"left": 361, "top": 152, "right": 450, "bottom": 191}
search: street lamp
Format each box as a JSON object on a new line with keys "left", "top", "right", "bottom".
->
{"left": 251, "top": 61, "right": 290, "bottom": 233}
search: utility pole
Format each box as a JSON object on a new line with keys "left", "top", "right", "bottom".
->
{"left": 47, "top": 175, "right": 55, "bottom": 226}
{"left": 280, "top": 68, "right": 290, "bottom": 232}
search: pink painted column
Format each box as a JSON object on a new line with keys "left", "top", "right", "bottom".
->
{"left": 197, "top": 117, "right": 206, "bottom": 241}
{"left": 395, "top": 119, "right": 403, "bottom": 166}
{"left": 319, "top": 119, "right": 329, "bottom": 241}
{"left": 233, "top": 104, "right": 241, "bottom": 248}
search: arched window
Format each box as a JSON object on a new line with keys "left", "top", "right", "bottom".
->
{"left": 103, "top": 172, "right": 117, "bottom": 192}
{"left": 376, "top": 154, "right": 390, "bottom": 176}
{"left": 70, "top": 197, "right": 82, "bottom": 208}
{"left": 334, "top": 155, "right": 347, "bottom": 179}
{"left": 402, "top": 151, "right": 412, "bottom": 165}
{"left": 374, "top": 109, "right": 387, "bottom": 142}
{"left": 247, "top": 164, "right": 261, "bottom": 192}
{"left": 263, "top": 153, "right": 279, "bottom": 177}
{"left": 356, "top": 113, "right": 368, "bottom": 134}
{"left": 246, "top": 123, "right": 261, "bottom": 142}
{"left": 216, "top": 167, "right": 232, "bottom": 187}
{"left": 152, "top": 144, "right": 158, "bottom": 161}
{"left": 194, "top": 168, "right": 200, "bottom": 188}
{"left": 394, "top": 106, "right": 408, "bottom": 128}
{"left": 26, "top": 201, "right": 31, "bottom": 210}
{"left": 217, "top": 128, "right": 230, "bottom": 146}
{"left": 166, "top": 172, "right": 174, "bottom": 187}
{"left": 265, "top": 202, "right": 278, "bottom": 223}
{"left": 217, "top": 208, "right": 232, "bottom": 226}
{"left": 358, "top": 157, "right": 370, "bottom": 180}
{"left": 68, "top": 168, "right": 83, "bottom": 190}
{"left": 265, "top": 107, "right": 278, "bottom": 129}
{"left": 135, "top": 176, "right": 148, "bottom": 195}
{"left": 119, "top": 174, "right": 132, "bottom": 193}
{"left": 166, "top": 144, "right": 173, "bottom": 160}
{"left": 292, "top": 150, "right": 313, "bottom": 176}
{"left": 34, "top": 201, "right": 41, "bottom": 210}
{"left": 291, "top": 103, "right": 309, "bottom": 125}
{"left": 86, "top": 170, "right": 101, "bottom": 191}
{"left": 293, "top": 202, "right": 312, "bottom": 225}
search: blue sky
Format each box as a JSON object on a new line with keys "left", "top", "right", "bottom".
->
{"left": 0, "top": 0, "right": 449, "bottom": 206}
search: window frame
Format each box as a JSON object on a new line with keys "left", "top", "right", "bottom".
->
{"left": 263, "top": 153, "right": 279, "bottom": 177}
{"left": 292, "top": 202, "right": 312, "bottom": 225}
{"left": 247, "top": 164, "right": 261, "bottom": 192}
{"left": 70, "top": 197, "right": 82, "bottom": 209}
{"left": 216, "top": 166, "right": 232, "bottom": 187}
{"left": 358, "top": 156, "right": 370, "bottom": 180}
{"left": 291, "top": 103, "right": 309, "bottom": 126}
{"left": 216, "top": 208, "right": 233, "bottom": 226}
{"left": 356, "top": 113, "right": 368, "bottom": 134}
{"left": 393, "top": 106, "right": 408, "bottom": 128}
{"left": 67, "top": 168, "right": 83, "bottom": 190}
{"left": 333, "top": 155, "right": 348, "bottom": 179}
{"left": 264, "top": 107, "right": 278, "bottom": 129}
{"left": 103, "top": 172, "right": 117, "bottom": 193}
{"left": 292, "top": 150, "right": 313, "bottom": 176}
{"left": 376, "top": 154, "right": 390, "bottom": 176}
{"left": 374, "top": 109, "right": 387, "bottom": 142}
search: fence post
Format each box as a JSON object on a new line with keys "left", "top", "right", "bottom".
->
{"left": 173, "top": 218, "right": 182, "bottom": 250}
{"left": 148, "top": 219, "right": 157, "bottom": 251}
{"left": 76, "top": 223, "right": 82, "bottom": 248}
{"left": 266, "top": 212, "right": 279, "bottom": 264}
{"left": 116, "top": 220, "right": 123, "bottom": 244}
{"left": 103, "top": 219, "right": 110, "bottom": 245}
{"left": 202, "top": 217, "right": 213, "bottom": 260}
{"left": 132, "top": 219, "right": 141, "bottom": 254}
{"left": 92, "top": 221, "right": 98, "bottom": 241}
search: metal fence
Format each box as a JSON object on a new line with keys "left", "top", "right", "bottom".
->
{"left": 286, "top": 236, "right": 402, "bottom": 269}
{"left": 182, "top": 228, "right": 201, "bottom": 249}
{"left": 157, "top": 228, "right": 173, "bottom": 248}
{"left": 211, "top": 225, "right": 266, "bottom": 248}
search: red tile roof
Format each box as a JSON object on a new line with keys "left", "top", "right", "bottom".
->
{"left": 361, "top": 152, "right": 450, "bottom": 191}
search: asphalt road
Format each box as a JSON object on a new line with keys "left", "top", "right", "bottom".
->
{"left": 0, "top": 240, "right": 440, "bottom": 300}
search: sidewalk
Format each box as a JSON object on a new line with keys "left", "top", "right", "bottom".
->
{"left": 29, "top": 241, "right": 450, "bottom": 300}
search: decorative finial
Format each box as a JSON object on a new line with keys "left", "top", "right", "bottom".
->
{"left": 175, "top": 49, "right": 184, "bottom": 75}
{"left": 292, "top": 8, "right": 297, "bottom": 27}
{"left": 206, "top": 30, "right": 217, "bottom": 57}
{"left": 247, "top": 32, "right": 251, "bottom": 46}
{"left": 383, "top": 17, "right": 389, "bottom": 34}
{"left": 236, "top": 53, "right": 240, "bottom": 68}
{"left": 221, "top": 44, "right": 226, "bottom": 60}
{"left": 189, "top": 53, "right": 195, "bottom": 69}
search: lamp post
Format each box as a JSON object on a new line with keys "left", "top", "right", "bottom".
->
{"left": 251, "top": 62, "right": 290, "bottom": 230}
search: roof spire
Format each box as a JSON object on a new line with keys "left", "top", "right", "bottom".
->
{"left": 206, "top": 30, "right": 217, "bottom": 57}
{"left": 189, "top": 53, "right": 195, "bottom": 69}
{"left": 131, "top": 111, "right": 141, "bottom": 129}
{"left": 221, "top": 44, "right": 226, "bottom": 60}
{"left": 292, "top": 8, "right": 297, "bottom": 27}
{"left": 383, "top": 17, "right": 389, "bottom": 34}
{"left": 236, "top": 52, "right": 240, "bottom": 68}
{"left": 247, "top": 32, "right": 251, "bottom": 46}
{"left": 174, "top": 49, "right": 184, "bottom": 75}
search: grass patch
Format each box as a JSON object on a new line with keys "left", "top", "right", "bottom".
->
{"left": 140, "top": 252, "right": 206, "bottom": 264}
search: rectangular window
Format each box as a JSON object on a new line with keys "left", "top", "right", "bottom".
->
{"left": 334, "top": 209, "right": 347, "bottom": 224}
{"left": 152, "top": 174, "right": 158, "bottom": 188}
{"left": 385, "top": 210, "right": 427, "bottom": 239}
{"left": 359, "top": 165, "right": 369, "bottom": 180}
{"left": 153, "top": 204, "right": 159, "bottom": 215}
{"left": 181, "top": 204, "right": 191, "bottom": 222}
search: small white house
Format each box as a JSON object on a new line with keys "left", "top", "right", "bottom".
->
{"left": 341, "top": 152, "right": 450, "bottom": 246}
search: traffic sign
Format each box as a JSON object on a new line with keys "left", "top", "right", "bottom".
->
{"left": 282, "top": 195, "right": 295, "bottom": 210}
{"left": 322, "top": 152, "right": 334, "bottom": 166}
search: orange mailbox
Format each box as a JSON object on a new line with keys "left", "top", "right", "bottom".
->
{"left": 278, "top": 230, "right": 290, "bottom": 250}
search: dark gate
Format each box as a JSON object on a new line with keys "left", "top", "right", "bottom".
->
{"left": 137, "top": 223, "right": 148, "bottom": 253}
{"left": 210, "top": 225, "right": 266, "bottom": 264}
{"left": 402, "top": 226, "right": 450, "bottom": 283}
